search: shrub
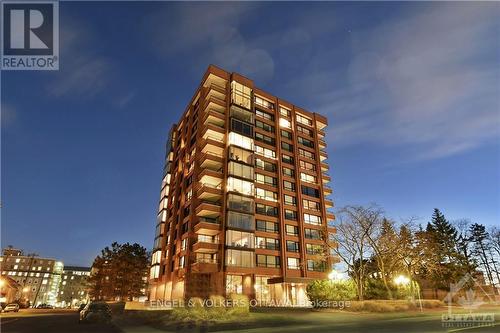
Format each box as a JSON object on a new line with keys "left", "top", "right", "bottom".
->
{"left": 420, "top": 300, "right": 445, "bottom": 308}
{"left": 306, "top": 279, "right": 357, "bottom": 307}
{"left": 227, "top": 293, "right": 249, "bottom": 316}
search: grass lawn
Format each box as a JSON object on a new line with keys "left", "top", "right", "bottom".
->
{"left": 116, "top": 305, "right": 500, "bottom": 333}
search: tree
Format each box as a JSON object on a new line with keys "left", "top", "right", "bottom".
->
{"left": 469, "top": 224, "right": 495, "bottom": 286}
{"left": 88, "top": 242, "right": 149, "bottom": 301}
{"left": 424, "top": 208, "right": 467, "bottom": 290}
{"left": 332, "top": 205, "right": 381, "bottom": 300}
{"left": 453, "top": 219, "right": 477, "bottom": 275}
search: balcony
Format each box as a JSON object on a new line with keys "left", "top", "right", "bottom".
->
{"left": 194, "top": 217, "right": 221, "bottom": 236}
{"left": 320, "top": 150, "right": 328, "bottom": 162}
{"left": 203, "top": 73, "right": 227, "bottom": 92}
{"left": 200, "top": 136, "right": 225, "bottom": 156}
{"left": 198, "top": 168, "right": 223, "bottom": 183}
{"left": 202, "top": 108, "right": 225, "bottom": 128}
{"left": 201, "top": 123, "right": 225, "bottom": 142}
{"left": 205, "top": 83, "right": 226, "bottom": 103}
{"left": 321, "top": 162, "right": 329, "bottom": 172}
{"left": 325, "top": 199, "right": 334, "bottom": 209}
{"left": 193, "top": 240, "right": 219, "bottom": 253}
{"left": 203, "top": 96, "right": 226, "bottom": 115}
{"left": 196, "top": 182, "right": 222, "bottom": 202}
{"left": 191, "top": 259, "right": 218, "bottom": 273}
{"left": 200, "top": 151, "right": 224, "bottom": 170}
{"left": 326, "top": 212, "right": 335, "bottom": 221}
{"left": 323, "top": 185, "right": 333, "bottom": 196}
{"left": 196, "top": 200, "right": 221, "bottom": 218}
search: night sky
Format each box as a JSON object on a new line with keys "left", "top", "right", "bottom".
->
{"left": 2, "top": 2, "right": 499, "bottom": 266}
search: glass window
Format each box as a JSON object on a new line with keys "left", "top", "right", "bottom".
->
{"left": 298, "top": 148, "right": 315, "bottom": 160}
{"left": 282, "top": 154, "right": 294, "bottom": 165}
{"left": 300, "top": 172, "right": 317, "bottom": 184}
{"left": 281, "top": 142, "right": 294, "bottom": 152}
{"left": 301, "top": 185, "right": 320, "bottom": 198}
{"left": 282, "top": 167, "right": 295, "bottom": 177}
{"left": 303, "top": 199, "right": 321, "bottom": 211}
{"left": 256, "top": 255, "right": 280, "bottom": 268}
{"left": 306, "top": 244, "right": 324, "bottom": 255}
{"left": 280, "top": 107, "right": 291, "bottom": 117}
{"left": 231, "top": 81, "right": 252, "bottom": 110}
{"left": 227, "top": 177, "right": 254, "bottom": 196}
{"left": 230, "top": 105, "right": 254, "bottom": 124}
{"left": 256, "top": 203, "right": 278, "bottom": 217}
{"left": 287, "top": 258, "right": 300, "bottom": 270}
{"left": 255, "top": 120, "right": 275, "bottom": 133}
{"left": 226, "top": 230, "right": 255, "bottom": 248}
{"left": 307, "top": 259, "right": 326, "bottom": 272}
{"left": 296, "top": 113, "right": 312, "bottom": 126}
{"left": 227, "top": 211, "right": 255, "bottom": 230}
{"left": 255, "top": 158, "right": 276, "bottom": 172}
{"left": 255, "top": 132, "right": 275, "bottom": 146}
{"left": 300, "top": 160, "right": 316, "bottom": 171}
{"left": 227, "top": 193, "right": 254, "bottom": 213}
{"left": 229, "top": 132, "right": 254, "bottom": 150}
{"left": 284, "top": 209, "right": 298, "bottom": 220}
{"left": 255, "top": 145, "right": 276, "bottom": 159}
{"left": 283, "top": 180, "right": 296, "bottom": 192}
{"left": 226, "top": 250, "right": 255, "bottom": 267}
{"left": 304, "top": 213, "right": 322, "bottom": 225}
{"left": 255, "top": 109, "right": 275, "bottom": 121}
{"left": 298, "top": 136, "right": 314, "bottom": 148}
{"left": 286, "top": 241, "right": 300, "bottom": 253}
{"left": 281, "top": 130, "right": 292, "bottom": 140}
{"left": 231, "top": 118, "right": 253, "bottom": 137}
{"left": 256, "top": 237, "right": 279, "bottom": 250}
{"left": 286, "top": 224, "right": 298, "bottom": 236}
{"left": 279, "top": 118, "right": 291, "bottom": 128}
{"left": 256, "top": 220, "right": 279, "bottom": 233}
{"left": 256, "top": 188, "right": 278, "bottom": 202}
{"left": 284, "top": 194, "right": 296, "bottom": 206}
{"left": 297, "top": 125, "right": 314, "bottom": 137}
{"left": 228, "top": 161, "right": 254, "bottom": 180}
{"left": 229, "top": 146, "right": 253, "bottom": 165}
{"left": 305, "top": 228, "right": 322, "bottom": 240}
{"left": 255, "top": 96, "right": 275, "bottom": 110}
{"left": 255, "top": 173, "right": 277, "bottom": 186}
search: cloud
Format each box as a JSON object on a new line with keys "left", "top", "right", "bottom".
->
{"left": 288, "top": 3, "right": 500, "bottom": 161}
{"left": 1, "top": 104, "right": 17, "bottom": 128}
{"left": 46, "top": 17, "right": 114, "bottom": 98}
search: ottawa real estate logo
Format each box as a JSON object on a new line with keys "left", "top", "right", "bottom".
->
{"left": 1, "top": 0, "right": 59, "bottom": 70}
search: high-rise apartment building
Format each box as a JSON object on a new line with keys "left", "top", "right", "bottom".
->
{"left": 149, "top": 65, "right": 335, "bottom": 305}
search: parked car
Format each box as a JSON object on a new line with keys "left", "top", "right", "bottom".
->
{"left": 79, "top": 302, "right": 111, "bottom": 323}
{"left": 3, "top": 303, "right": 20, "bottom": 312}
{"left": 36, "top": 304, "right": 54, "bottom": 309}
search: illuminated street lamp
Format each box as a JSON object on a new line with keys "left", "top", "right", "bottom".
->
{"left": 394, "top": 275, "right": 410, "bottom": 286}
{"left": 23, "top": 287, "right": 30, "bottom": 293}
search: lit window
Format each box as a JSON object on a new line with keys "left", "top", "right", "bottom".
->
{"left": 287, "top": 258, "right": 300, "bottom": 270}
{"left": 279, "top": 118, "right": 291, "bottom": 128}
{"left": 227, "top": 177, "right": 254, "bottom": 196}
{"left": 229, "top": 132, "right": 254, "bottom": 150}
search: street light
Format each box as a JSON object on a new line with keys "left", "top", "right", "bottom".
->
{"left": 23, "top": 287, "right": 30, "bottom": 293}
{"left": 394, "top": 275, "right": 410, "bottom": 286}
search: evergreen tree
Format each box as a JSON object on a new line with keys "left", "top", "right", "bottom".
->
{"left": 470, "top": 223, "right": 495, "bottom": 286}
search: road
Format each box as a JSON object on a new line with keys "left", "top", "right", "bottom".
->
{"left": 0, "top": 309, "right": 122, "bottom": 333}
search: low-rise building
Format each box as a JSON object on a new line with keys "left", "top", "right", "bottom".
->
{"left": 57, "top": 266, "right": 91, "bottom": 307}
{"left": 0, "top": 248, "right": 64, "bottom": 307}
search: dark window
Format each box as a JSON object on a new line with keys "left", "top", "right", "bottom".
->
{"left": 256, "top": 255, "right": 280, "bottom": 268}
{"left": 281, "top": 130, "right": 292, "bottom": 140}
{"left": 305, "top": 228, "right": 322, "bottom": 240}
{"left": 256, "top": 220, "right": 279, "bottom": 233}
{"left": 286, "top": 241, "right": 300, "bottom": 253}
{"left": 255, "top": 120, "right": 275, "bottom": 133}
{"left": 282, "top": 154, "right": 294, "bottom": 165}
{"left": 255, "top": 132, "right": 275, "bottom": 146}
{"left": 281, "top": 142, "right": 294, "bottom": 152}
{"left": 298, "top": 136, "right": 314, "bottom": 148}
{"left": 284, "top": 209, "right": 298, "bottom": 221}
{"left": 256, "top": 203, "right": 278, "bottom": 217}
{"left": 302, "top": 185, "right": 320, "bottom": 198}
{"left": 231, "top": 118, "right": 253, "bottom": 137}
